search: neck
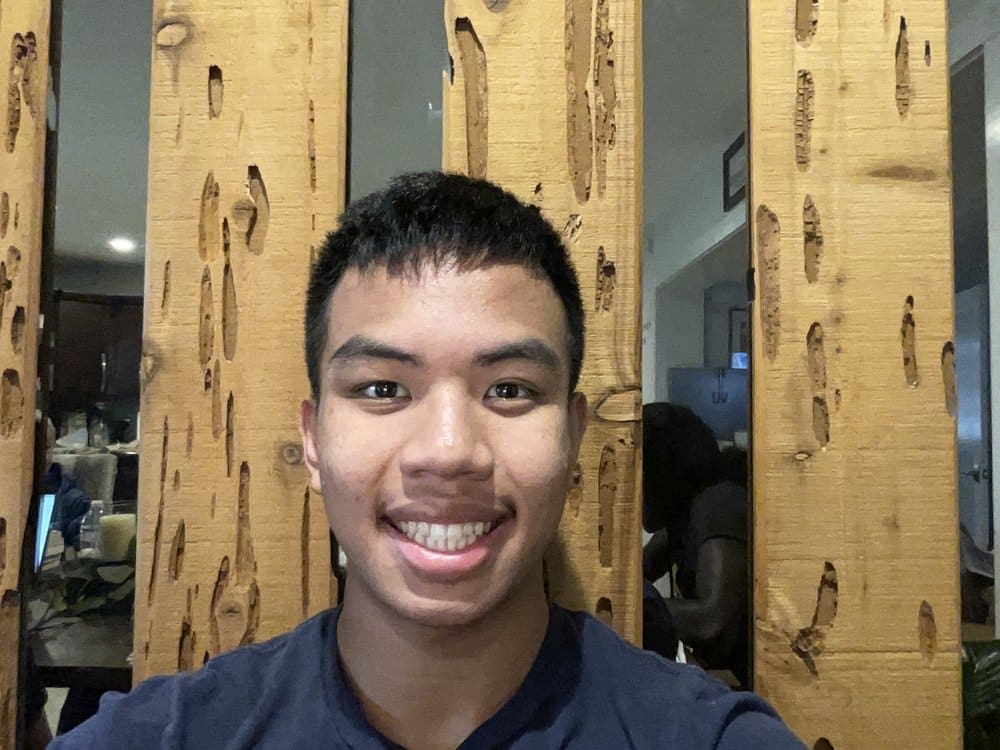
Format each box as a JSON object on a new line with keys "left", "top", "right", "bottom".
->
{"left": 336, "top": 573, "right": 550, "bottom": 750}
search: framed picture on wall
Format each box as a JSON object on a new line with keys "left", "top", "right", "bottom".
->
{"left": 723, "top": 132, "right": 747, "bottom": 211}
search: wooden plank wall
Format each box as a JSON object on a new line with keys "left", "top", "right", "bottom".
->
{"left": 0, "top": 1, "right": 50, "bottom": 747}
{"left": 134, "top": 0, "right": 347, "bottom": 681}
{"left": 442, "top": 0, "right": 643, "bottom": 643}
{"left": 748, "top": 0, "right": 962, "bottom": 746}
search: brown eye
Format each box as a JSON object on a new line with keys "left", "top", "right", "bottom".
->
{"left": 359, "top": 381, "right": 409, "bottom": 399}
{"left": 488, "top": 383, "right": 530, "bottom": 400}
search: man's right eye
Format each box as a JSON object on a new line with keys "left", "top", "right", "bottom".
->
{"left": 358, "top": 381, "right": 410, "bottom": 400}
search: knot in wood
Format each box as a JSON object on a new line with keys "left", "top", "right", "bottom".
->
{"left": 281, "top": 444, "right": 303, "bottom": 465}
{"left": 156, "top": 21, "right": 190, "bottom": 48}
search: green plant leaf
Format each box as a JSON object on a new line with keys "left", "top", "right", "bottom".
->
{"left": 97, "top": 564, "right": 135, "bottom": 584}
{"left": 68, "top": 595, "right": 108, "bottom": 616}
{"left": 107, "top": 578, "right": 135, "bottom": 602}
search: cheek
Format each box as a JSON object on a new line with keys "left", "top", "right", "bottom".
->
{"left": 317, "top": 410, "right": 397, "bottom": 509}
{"left": 497, "top": 419, "right": 572, "bottom": 508}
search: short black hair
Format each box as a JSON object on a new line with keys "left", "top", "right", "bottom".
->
{"left": 641, "top": 403, "right": 721, "bottom": 534}
{"left": 305, "top": 172, "right": 585, "bottom": 399}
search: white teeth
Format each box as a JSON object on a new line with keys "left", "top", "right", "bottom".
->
{"left": 395, "top": 519, "right": 499, "bottom": 552}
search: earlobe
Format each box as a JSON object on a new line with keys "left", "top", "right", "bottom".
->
{"left": 299, "top": 399, "right": 323, "bottom": 494}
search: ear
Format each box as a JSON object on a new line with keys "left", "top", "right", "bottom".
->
{"left": 299, "top": 398, "right": 324, "bottom": 494}
{"left": 568, "top": 391, "right": 589, "bottom": 462}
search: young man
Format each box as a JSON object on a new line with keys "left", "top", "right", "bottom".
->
{"left": 52, "top": 173, "right": 803, "bottom": 749}
{"left": 642, "top": 403, "right": 750, "bottom": 686}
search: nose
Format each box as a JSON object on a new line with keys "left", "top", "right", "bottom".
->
{"left": 398, "top": 385, "right": 493, "bottom": 481}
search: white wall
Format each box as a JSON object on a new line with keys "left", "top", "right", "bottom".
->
{"left": 642, "top": 0, "right": 748, "bottom": 401}
{"left": 653, "top": 225, "right": 748, "bottom": 400}
{"left": 348, "top": 2, "right": 445, "bottom": 201}
{"left": 655, "top": 265, "right": 704, "bottom": 402}
{"left": 950, "top": 0, "right": 1000, "bottom": 65}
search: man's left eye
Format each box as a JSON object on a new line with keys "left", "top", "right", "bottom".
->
{"left": 487, "top": 383, "right": 532, "bottom": 400}
{"left": 359, "top": 381, "right": 410, "bottom": 399}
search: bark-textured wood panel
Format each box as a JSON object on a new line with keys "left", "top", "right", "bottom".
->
{"left": 748, "top": 1, "right": 961, "bottom": 746}
{"left": 135, "top": 0, "right": 347, "bottom": 682}
{"left": 443, "top": 0, "right": 642, "bottom": 644}
{"left": 0, "top": 2, "right": 49, "bottom": 746}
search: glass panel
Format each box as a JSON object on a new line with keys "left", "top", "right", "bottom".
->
{"left": 641, "top": 0, "right": 750, "bottom": 688}
{"left": 348, "top": 2, "right": 447, "bottom": 201}
{"left": 951, "top": 50, "right": 993, "bottom": 639}
{"left": 952, "top": 2, "right": 1000, "bottom": 740}
{"left": 950, "top": 0, "right": 1000, "bottom": 650}
{"left": 26, "top": 0, "right": 152, "bottom": 737}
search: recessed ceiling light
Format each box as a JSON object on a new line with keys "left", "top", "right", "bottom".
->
{"left": 108, "top": 236, "right": 137, "bottom": 253}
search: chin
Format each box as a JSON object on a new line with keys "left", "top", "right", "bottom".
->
{"left": 390, "top": 584, "right": 509, "bottom": 629}
{"left": 401, "top": 601, "right": 487, "bottom": 629}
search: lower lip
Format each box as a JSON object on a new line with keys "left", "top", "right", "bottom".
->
{"left": 386, "top": 523, "right": 506, "bottom": 582}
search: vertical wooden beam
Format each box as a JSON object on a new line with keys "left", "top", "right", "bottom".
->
{"left": 135, "top": 0, "right": 347, "bottom": 681}
{"left": 443, "top": 0, "right": 643, "bottom": 643}
{"left": 0, "top": 2, "right": 50, "bottom": 747}
{"left": 748, "top": 0, "right": 961, "bottom": 746}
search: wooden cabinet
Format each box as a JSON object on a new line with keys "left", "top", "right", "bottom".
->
{"left": 51, "top": 292, "right": 142, "bottom": 418}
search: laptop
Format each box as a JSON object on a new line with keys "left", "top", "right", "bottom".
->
{"left": 34, "top": 492, "right": 58, "bottom": 572}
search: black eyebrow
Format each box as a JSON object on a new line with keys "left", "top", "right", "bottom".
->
{"left": 328, "top": 335, "right": 424, "bottom": 367}
{"left": 473, "top": 338, "right": 562, "bottom": 371}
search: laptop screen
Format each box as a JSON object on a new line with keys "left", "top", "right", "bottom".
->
{"left": 34, "top": 493, "right": 56, "bottom": 571}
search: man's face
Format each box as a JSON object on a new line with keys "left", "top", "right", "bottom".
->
{"left": 300, "top": 262, "right": 587, "bottom": 627}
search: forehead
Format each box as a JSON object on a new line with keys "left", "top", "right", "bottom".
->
{"left": 323, "top": 264, "right": 570, "bottom": 363}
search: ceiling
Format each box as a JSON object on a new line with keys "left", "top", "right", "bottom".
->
{"left": 53, "top": 0, "right": 152, "bottom": 266}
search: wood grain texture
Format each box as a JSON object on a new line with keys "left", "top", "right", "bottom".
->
{"left": 134, "top": 0, "right": 347, "bottom": 682}
{"left": 0, "top": 2, "right": 49, "bottom": 746}
{"left": 748, "top": 1, "right": 961, "bottom": 746}
{"left": 443, "top": 0, "right": 642, "bottom": 643}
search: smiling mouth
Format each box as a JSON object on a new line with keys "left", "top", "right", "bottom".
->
{"left": 385, "top": 519, "right": 504, "bottom": 552}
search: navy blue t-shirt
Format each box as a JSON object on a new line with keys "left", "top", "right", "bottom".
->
{"left": 51, "top": 606, "right": 804, "bottom": 749}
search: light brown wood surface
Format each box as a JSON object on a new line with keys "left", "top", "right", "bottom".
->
{"left": 134, "top": 0, "right": 347, "bottom": 682}
{"left": 0, "top": 1, "right": 49, "bottom": 746}
{"left": 748, "top": 0, "right": 962, "bottom": 746}
{"left": 443, "top": 0, "right": 643, "bottom": 643}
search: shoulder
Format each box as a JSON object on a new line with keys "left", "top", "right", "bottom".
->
{"left": 688, "top": 481, "right": 748, "bottom": 544}
{"left": 49, "top": 610, "right": 336, "bottom": 750}
{"left": 560, "top": 606, "right": 731, "bottom": 703}
{"left": 555, "top": 608, "right": 804, "bottom": 749}
{"left": 693, "top": 481, "right": 746, "bottom": 516}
